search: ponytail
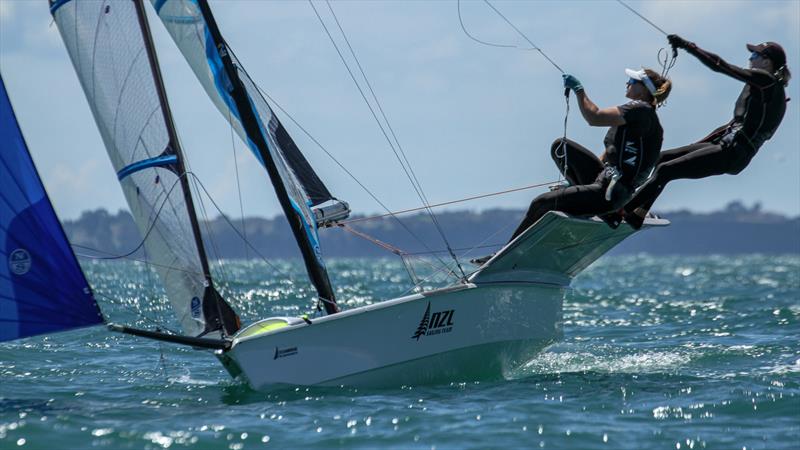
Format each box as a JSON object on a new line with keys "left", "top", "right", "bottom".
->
{"left": 775, "top": 65, "right": 792, "bottom": 86}
{"left": 644, "top": 68, "right": 672, "bottom": 108}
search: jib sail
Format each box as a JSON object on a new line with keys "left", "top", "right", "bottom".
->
{"left": 0, "top": 74, "right": 104, "bottom": 342}
{"left": 153, "top": 0, "right": 350, "bottom": 313}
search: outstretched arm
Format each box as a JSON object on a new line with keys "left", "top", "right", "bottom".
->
{"left": 575, "top": 91, "right": 625, "bottom": 127}
{"left": 669, "top": 35, "right": 774, "bottom": 88}
{"left": 563, "top": 74, "right": 625, "bottom": 127}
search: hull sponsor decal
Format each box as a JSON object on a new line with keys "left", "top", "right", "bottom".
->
{"left": 273, "top": 346, "right": 298, "bottom": 359}
{"left": 411, "top": 302, "right": 455, "bottom": 341}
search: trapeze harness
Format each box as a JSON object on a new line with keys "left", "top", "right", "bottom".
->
{"left": 625, "top": 43, "right": 788, "bottom": 215}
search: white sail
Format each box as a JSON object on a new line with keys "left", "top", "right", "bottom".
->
{"left": 51, "top": 0, "right": 237, "bottom": 336}
{"left": 152, "top": 0, "right": 348, "bottom": 312}
{"left": 152, "top": 0, "right": 340, "bottom": 217}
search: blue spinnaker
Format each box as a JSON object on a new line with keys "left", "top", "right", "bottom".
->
{"left": 0, "top": 75, "right": 103, "bottom": 342}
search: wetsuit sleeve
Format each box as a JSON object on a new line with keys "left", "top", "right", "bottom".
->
{"left": 684, "top": 43, "right": 774, "bottom": 88}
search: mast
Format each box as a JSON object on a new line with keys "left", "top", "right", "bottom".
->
{"left": 195, "top": 0, "right": 339, "bottom": 314}
{"left": 134, "top": 0, "right": 239, "bottom": 334}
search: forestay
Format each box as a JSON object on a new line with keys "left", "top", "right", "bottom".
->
{"left": 50, "top": 0, "right": 238, "bottom": 337}
{"left": 0, "top": 75, "right": 103, "bottom": 342}
{"left": 152, "top": 0, "right": 349, "bottom": 312}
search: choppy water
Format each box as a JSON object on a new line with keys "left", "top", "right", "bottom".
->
{"left": 1, "top": 255, "right": 798, "bottom": 449}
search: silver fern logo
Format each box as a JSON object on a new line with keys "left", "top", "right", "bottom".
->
{"left": 411, "top": 302, "right": 455, "bottom": 341}
{"left": 411, "top": 302, "right": 431, "bottom": 340}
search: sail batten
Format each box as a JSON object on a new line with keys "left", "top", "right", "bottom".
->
{"left": 51, "top": 0, "right": 239, "bottom": 336}
{"left": 153, "top": 0, "right": 348, "bottom": 313}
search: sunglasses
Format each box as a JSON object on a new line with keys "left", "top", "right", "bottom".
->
{"left": 626, "top": 78, "right": 641, "bottom": 86}
{"left": 749, "top": 51, "right": 764, "bottom": 61}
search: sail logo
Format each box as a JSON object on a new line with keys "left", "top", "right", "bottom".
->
{"left": 411, "top": 302, "right": 455, "bottom": 341}
{"left": 8, "top": 249, "right": 31, "bottom": 275}
{"left": 190, "top": 297, "right": 201, "bottom": 319}
{"left": 274, "top": 346, "right": 298, "bottom": 359}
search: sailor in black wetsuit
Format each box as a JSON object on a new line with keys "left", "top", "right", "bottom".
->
{"left": 506, "top": 68, "right": 672, "bottom": 242}
{"left": 624, "top": 38, "right": 791, "bottom": 229}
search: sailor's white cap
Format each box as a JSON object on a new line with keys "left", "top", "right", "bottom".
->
{"left": 625, "top": 68, "right": 657, "bottom": 95}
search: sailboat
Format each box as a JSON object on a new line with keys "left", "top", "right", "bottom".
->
{"left": 0, "top": 73, "right": 104, "bottom": 342}
{"left": 16, "top": 0, "right": 666, "bottom": 390}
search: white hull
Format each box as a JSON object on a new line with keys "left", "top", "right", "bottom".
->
{"left": 220, "top": 282, "right": 562, "bottom": 390}
{"left": 220, "top": 212, "right": 667, "bottom": 390}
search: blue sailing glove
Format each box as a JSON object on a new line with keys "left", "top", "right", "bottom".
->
{"left": 562, "top": 74, "right": 584, "bottom": 94}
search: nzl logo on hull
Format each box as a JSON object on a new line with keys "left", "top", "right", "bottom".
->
{"left": 411, "top": 302, "right": 455, "bottom": 341}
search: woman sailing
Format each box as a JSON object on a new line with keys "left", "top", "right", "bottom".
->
{"left": 474, "top": 68, "right": 671, "bottom": 265}
{"left": 623, "top": 37, "right": 790, "bottom": 229}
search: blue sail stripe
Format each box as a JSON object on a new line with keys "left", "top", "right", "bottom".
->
{"left": 49, "top": 0, "right": 72, "bottom": 14}
{"left": 117, "top": 155, "right": 178, "bottom": 181}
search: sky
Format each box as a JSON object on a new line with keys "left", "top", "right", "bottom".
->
{"left": 1, "top": 0, "right": 798, "bottom": 221}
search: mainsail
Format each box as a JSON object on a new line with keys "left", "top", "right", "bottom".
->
{"left": 152, "top": 0, "right": 350, "bottom": 314}
{"left": 50, "top": 0, "right": 239, "bottom": 336}
{"left": 0, "top": 74, "right": 104, "bottom": 342}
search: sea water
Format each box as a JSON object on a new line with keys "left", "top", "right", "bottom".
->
{"left": 1, "top": 255, "right": 798, "bottom": 449}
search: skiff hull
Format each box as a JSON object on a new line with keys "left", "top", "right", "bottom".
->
{"left": 219, "top": 212, "right": 668, "bottom": 390}
{"left": 220, "top": 282, "right": 562, "bottom": 390}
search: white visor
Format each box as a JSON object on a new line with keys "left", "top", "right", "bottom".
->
{"left": 625, "top": 68, "right": 657, "bottom": 95}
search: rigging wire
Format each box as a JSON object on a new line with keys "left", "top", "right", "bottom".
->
{"left": 72, "top": 176, "right": 184, "bottom": 260}
{"left": 188, "top": 171, "right": 233, "bottom": 290}
{"left": 341, "top": 179, "right": 558, "bottom": 224}
{"left": 74, "top": 244, "right": 204, "bottom": 276}
{"left": 324, "top": 0, "right": 468, "bottom": 280}
{"left": 657, "top": 46, "right": 678, "bottom": 78}
{"left": 71, "top": 174, "right": 300, "bottom": 286}
{"left": 186, "top": 172, "right": 302, "bottom": 284}
{"left": 456, "top": 0, "right": 515, "bottom": 48}
{"left": 614, "top": 1, "right": 676, "bottom": 78}
{"left": 324, "top": 0, "right": 446, "bottom": 240}
{"left": 309, "top": 0, "right": 467, "bottom": 280}
{"left": 251, "top": 84, "right": 453, "bottom": 274}
{"left": 228, "top": 108, "right": 249, "bottom": 259}
{"left": 224, "top": 31, "right": 457, "bottom": 277}
{"left": 481, "top": 0, "right": 565, "bottom": 74}
{"left": 615, "top": 0, "right": 669, "bottom": 37}
{"left": 457, "top": 0, "right": 572, "bottom": 206}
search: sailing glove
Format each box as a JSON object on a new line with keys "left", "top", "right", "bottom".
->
{"left": 667, "top": 34, "right": 691, "bottom": 50}
{"left": 562, "top": 74, "right": 584, "bottom": 94}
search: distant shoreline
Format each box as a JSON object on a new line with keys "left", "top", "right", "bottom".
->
{"left": 65, "top": 201, "right": 800, "bottom": 258}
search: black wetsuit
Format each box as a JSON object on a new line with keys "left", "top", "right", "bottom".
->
{"left": 510, "top": 100, "right": 663, "bottom": 240}
{"left": 625, "top": 43, "right": 788, "bottom": 215}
